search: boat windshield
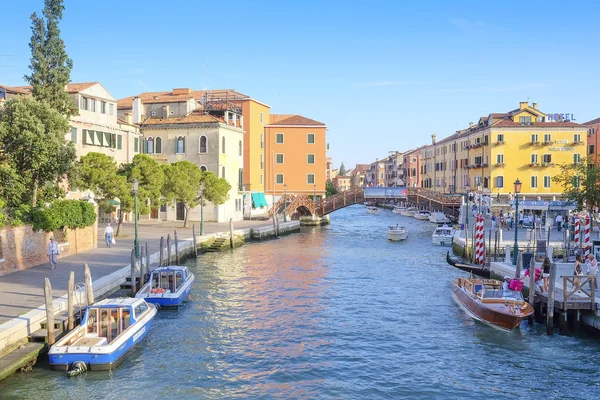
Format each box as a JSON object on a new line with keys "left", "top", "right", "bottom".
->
{"left": 483, "top": 289, "right": 524, "bottom": 300}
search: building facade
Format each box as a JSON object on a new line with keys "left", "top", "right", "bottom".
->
{"left": 366, "top": 160, "right": 385, "bottom": 187}
{"left": 333, "top": 175, "right": 351, "bottom": 191}
{"left": 264, "top": 114, "right": 327, "bottom": 199}
{"left": 584, "top": 117, "right": 600, "bottom": 165}
{"left": 402, "top": 148, "right": 422, "bottom": 188}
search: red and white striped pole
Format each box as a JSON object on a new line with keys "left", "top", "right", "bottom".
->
{"left": 475, "top": 214, "right": 485, "bottom": 265}
{"left": 574, "top": 217, "right": 580, "bottom": 249}
{"left": 584, "top": 215, "right": 591, "bottom": 258}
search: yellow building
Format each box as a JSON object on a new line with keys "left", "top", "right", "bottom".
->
{"left": 420, "top": 101, "right": 587, "bottom": 199}
{"left": 241, "top": 98, "right": 270, "bottom": 192}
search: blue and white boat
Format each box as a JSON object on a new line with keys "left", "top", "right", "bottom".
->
{"left": 135, "top": 266, "right": 194, "bottom": 307}
{"left": 48, "top": 298, "right": 157, "bottom": 372}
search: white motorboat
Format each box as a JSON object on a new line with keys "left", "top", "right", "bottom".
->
{"left": 367, "top": 206, "right": 380, "bottom": 214}
{"left": 414, "top": 210, "right": 431, "bottom": 220}
{"left": 400, "top": 207, "right": 418, "bottom": 217}
{"left": 429, "top": 212, "right": 450, "bottom": 224}
{"left": 392, "top": 206, "right": 406, "bottom": 214}
{"left": 388, "top": 224, "right": 408, "bottom": 241}
{"left": 432, "top": 225, "right": 455, "bottom": 245}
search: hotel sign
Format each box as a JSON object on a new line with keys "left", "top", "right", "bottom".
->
{"left": 549, "top": 147, "right": 575, "bottom": 151}
{"left": 547, "top": 113, "right": 576, "bottom": 122}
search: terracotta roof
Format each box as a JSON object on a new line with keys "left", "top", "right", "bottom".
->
{"left": 583, "top": 117, "right": 600, "bottom": 126}
{"left": 0, "top": 85, "right": 31, "bottom": 95}
{"left": 117, "top": 117, "right": 138, "bottom": 127}
{"left": 353, "top": 164, "right": 370, "bottom": 173}
{"left": 268, "top": 114, "right": 325, "bottom": 126}
{"left": 2, "top": 82, "right": 98, "bottom": 95}
{"left": 118, "top": 89, "right": 249, "bottom": 110}
{"left": 269, "top": 114, "right": 294, "bottom": 124}
{"left": 142, "top": 111, "right": 224, "bottom": 126}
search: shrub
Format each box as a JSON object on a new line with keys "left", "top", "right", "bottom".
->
{"left": 32, "top": 200, "right": 96, "bottom": 232}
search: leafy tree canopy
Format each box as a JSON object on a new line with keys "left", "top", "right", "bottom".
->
{"left": 552, "top": 158, "right": 600, "bottom": 212}
{"left": 201, "top": 171, "right": 231, "bottom": 206}
{"left": 161, "top": 161, "right": 203, "bottom": 227}
{"left": 119, "top": 154, "right": 165, "bottom": 210}
{"left": 326, "top": 180, "right": 338, "bottom": 197}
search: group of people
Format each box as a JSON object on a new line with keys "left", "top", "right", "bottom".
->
{"left": 574, "top": 253, "right": 599, "bottom": 290}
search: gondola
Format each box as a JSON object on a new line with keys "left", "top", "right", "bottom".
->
{"left": 446, "top": 251, "right": 491, "bottom": 278}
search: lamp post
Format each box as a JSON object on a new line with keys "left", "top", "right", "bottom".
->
{"left": 478, "top": 184, "right": 482, "bottom": 217}
{"left": 199, "top": 182, "right": 204, "bottom": 235}
{"left": 512, "top": 178, "right": 522, "bottom": 265}
{"left": 283, "top": 184, "right": 287, "bottom": 222}
{"left": 313, "top": 184, "right": 316, "bottom": 202}
{"left": 132, "top": 179, "right": 140, "bottom": 258}
{"left": 465, "top": 184, "right": 470, "bottom": 230}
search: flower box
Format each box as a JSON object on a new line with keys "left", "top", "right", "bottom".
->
{"left": 529, "top": 163, "right": 540, "bottom": 167}
{"left": 573, "top": 141, "right": 583, "bottom": 145}
{"left": 495, "top": 163, "right": 505, "bottom": 168}
{"left": 495, "top": 141, "right": 505, "bottom": 145}
{"left": 542, "top": 141, "right": 553, "bottom": 145}
{"left": 531, "top": 141, "right": 541, "bottom": 146}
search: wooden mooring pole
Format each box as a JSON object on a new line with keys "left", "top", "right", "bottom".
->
{"left": 528, "top": 256, "right": 536, "bottom": 324}
{"left": 145, "top": 242, "right": 150, "bottom": 284}
{"left": 229, "top": 218, "right": 234, "bottom": 248}
{"left": 43, "top": 278, "right": 55, "bottom": 345}
{"left": 192, "top": 224, "right": 198, "bottom": 256}
{"left": 546, "top": 263, "right": 557, "bottom": 335}
{"left": 140, "top": 246, "right": 146, "bottom": 286}
{"left": 130, "top": 248, "right": 137, "bottom": 295}
{"left": 83, "top": 263, "right": 94, "bottom": 305}
{"left": 159, "top": 236, "right": 164, "bottom": 267}
{"left": 167, "top": 234, "right": 172, "bottom": 265}
{"left": 67, "top": 271, "right": 75, "bottom": 330}
{"left": 174, "top": 230, "right": 180, "bottom": 264}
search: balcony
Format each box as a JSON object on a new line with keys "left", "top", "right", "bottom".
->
{"left": 573, "top": 141, "right": 584, "bottom": 145}
{"left": 542, "top": 141, "right": 553, "bottom": 145}
{"left": 495, "top": 141, "right": 505, "bottom": 146}
{"left": 147, "top": 153, "right": 168, "bottom": 162}
{"left": 542, "top": 162, "right": 555, "bottom": 167}
{"left": 529, "top": 162, "right": 541, "bottom": 167}
{"left": 531, "top": 141, "right": 541, "bottom": 146}
{"left": 495, "top": 162, "right": 505, "bottom": 168}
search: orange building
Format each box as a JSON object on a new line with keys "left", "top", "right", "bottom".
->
{"left": 584, "top": 117, "right": 600, "bottom": 165}
{"left": 265, "top": 114, "right": 327, "bottom": 199}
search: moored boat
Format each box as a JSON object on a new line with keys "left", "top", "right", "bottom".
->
{"left": 392, "top": 206, "right": 406, "bottom": 214}
{"left": 414, "top": 210, "right": 431, "bottom": 220}
{"left": 136, "top": 266, "right": 194, "bottom": 307}
{"left": 451, "top": 277, "right": 534, "bottom": 332}
{"left": 400, "top": 207, "right": 418, "bottom": 217}
{"left": 367, "top": 206, "right": 380, "bottom": 214}
{"left": 48, "top": 298, "right": 157, "bottom": 372}
{"left": 446, "top": 251, "right": 490, "bottom": 278}
{"left": 388, "top": 224, "right": 408, "bottom": 241}
{"left": 429, "top": 211, "right": 450, "bottom": 224}
{"left": 432, "top": 226, "right": 454, "bottom": 246}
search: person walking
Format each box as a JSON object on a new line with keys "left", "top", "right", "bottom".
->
{"left": 491, "top": 213, "right": 497, "bottom": 229}
{"left": 519, "top": 212, "right": 524, "bottom": 228}
{"left": 586, "top": 253, "right": 598, "bottom": 290}
{"left": 104, "top": 223, "right": 114, "bottom": 248}
{"left": 542, "top": 257, "right": 551, "bottom": 293}
{"left": 48, "top": 237, "right": 59, "bottom": 270}
{"left": 556, "top": 214, "right": 563, "bottom": 232}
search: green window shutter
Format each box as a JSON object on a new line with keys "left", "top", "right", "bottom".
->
{"left": 96, "top": 131, "right": 103, "bottom": 146}
{"left": 111, "top": 134, "right": 117, "bottom": 149}
{"left": 82, "top": 129, "right": 87, "bottom": 144}
{"left": 156, "top": 137, "right": 162, "bottom": 153}
{"left": 88, "top": 130, "right": 95, "bottom": 145}
{"left": 117, "top": 135, "right": 123, "bottom": 150}
{"left": 134, "top": 137, "right": 139, "bottom": 152}
{"left": 104, "top": 132, "right": 111, "bottom": 147}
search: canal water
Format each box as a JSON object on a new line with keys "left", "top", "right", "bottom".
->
{"left": 2, "top": 205, "right": 600, "bottom": 399}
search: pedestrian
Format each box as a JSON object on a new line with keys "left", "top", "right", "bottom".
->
{"left": 574, "top": 254, "right": 584, "bottom": 288}
{"left": 48, "top": 237, "right": 59, "bottom": 270}
{"left": 505, "top": 215, "right": 511, "bottom": 230}
{"left": 528, "top": 213, "right": 534, "bottom": 227}
{"left": 586, "top": 253, "right": 598, "bottom": 290}
{"left": 519, "top": 212, "right": 524, "bottom": 228}
{"left": 491, "top": 213, "right": 496, "bottom": 229}
{"left": 556, "top": 214, "right": 563, "bottom": 231}
{"left": 104, "top": 223, "right": 114, "bottom": 248}
{"left": 542, "top": 257, "right": 551, "bottom": 292}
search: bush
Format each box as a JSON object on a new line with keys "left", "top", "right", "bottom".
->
{"left": 32, "top": 200, "right": 96, "bottom": 232}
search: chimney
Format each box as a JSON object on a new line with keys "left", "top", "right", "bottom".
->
{"left": 124, "top": 112, "right": 133, "bottom": 125}
{"left": 431, "top": 134, "right": 436, "bottom": 144}
{"left": 469, "top": 122, "right": 473, "bottom": 128}
{"left": 132, "top": 97, "right": 142, "bottom": 124}
{"left": 532, "top": 102, "right": 538, "bottom": 110}
{"left": 163, "top": 105, "right": 170, "bottom": 119}
{"left": 519, "top": 101, "right": 528, "bottom": 110}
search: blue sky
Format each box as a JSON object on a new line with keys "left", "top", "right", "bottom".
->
{"left": 1, "top": 0, "right": 599, "bottom": 168}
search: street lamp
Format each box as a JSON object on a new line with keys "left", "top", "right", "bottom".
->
{"left": 477, "top": 184, "right": 482, "bottom": 216}
{"left": 283, "top": 184, "right": 287, "bottom": 222}
{"left": 199, "top": 181, "right": 204, "bottom": 235}
{"left": 313, "top": 184, "right": 316, "bottom": 202}
{"left": 132, "top": 179, "right": 140, "bottom": 258}
{"left": 465, "top": 184, "right": 470, "bottom": 229}
{"left": 512, "top": 178, "right": 522, "bottom": 265}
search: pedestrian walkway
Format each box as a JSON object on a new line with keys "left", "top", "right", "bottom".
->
{"left": 0, "top": 219, "right": 269, "bottom": 325}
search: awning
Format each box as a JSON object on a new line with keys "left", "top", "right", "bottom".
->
{"left": 251, "top": 192, "right": 268, "bottom": 208}
{"left": 108, "top": 199, "right": 120, "bottom": 206}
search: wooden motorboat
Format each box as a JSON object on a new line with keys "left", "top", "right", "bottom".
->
{"left": 429, "top": 211, "right": 450, "bottom": 224}
{"left": 136, "top": 266, "right": 194, "bottom": 307}
{"left": 446, "top": 251, "right": 490, "bottom": 278}
{"left": 451, "top": 277, "right": 534, "bottom": 332}
{"left": 387, "top": 225, "right": 408, "bottom": 241}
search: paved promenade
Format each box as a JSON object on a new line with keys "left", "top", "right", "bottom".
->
{"left": 0, "top": 219, "right": 270, "bottom": 325}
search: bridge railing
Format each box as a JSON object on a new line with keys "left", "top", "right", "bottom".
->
{"left": 316, "top": 188, "right": 364, "bottom": 216}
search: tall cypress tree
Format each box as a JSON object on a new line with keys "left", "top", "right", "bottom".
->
{"left": 339, "top": 162, "right": 346, "bottom": 176}
{"left": 24, "top": 0, "right": 76, "bottom": 117}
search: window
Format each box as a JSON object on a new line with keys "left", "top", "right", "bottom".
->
{"left": 104, "top": 132, "right": 111, "bottom": 147}
{"left": 238, "top": 168, "right": 243, "bottom": 191}
{"left": 117, "top": 135, "right": 123, "bottom": 150}
{"left": 573, "top": 176, "right": 581, "bottom": 188}
{"left": 531, "top": 176, "right": 538, "bottom": 188}
{"left": 276, "top": 133, "right": 284, "bottom": 144}
{"left": 96, "top": 131, "right": 103, "bottom": 146}
{"left": 260, "top": 154, "right": 264, "bottom": 170}
{"left": 589, "top": 144, "right": 595, "bottom": 155}
{"left": 497, "top": 134, "right": 504, "bottom": 142}
{"left": 260, "top": 174, "right": 263, "bottom": 185}
{"left": 307, "top": 133, "right": 315, "bottom": 144}
{"left": 307, "top": 154, "right": 315, "bottom": 164}
{"left": 79, "top": 96, "right": 86, "bottom": 110}
{"left": 260, "top": 112, "right": 263, "bottom": 123}
{"left": 496, "top": 154, "right": 504, "bottom": 164}
{"left": 199, "top": 136, "right": 207, "bottom": 153}
{"left": 544, "top": 176, "right": 551, "bottom": 188}
{"left": 155, "top": 137, "right": 162, "bottom": 153}
{"left": 544, "top": 134, "right": 552, "bottom": 143}
{"left": 531, "top": 154, "right": 538, "bottom": 163}
{"left": 574, "top": 153, "right": 581, "bottom": 163}
{"left": 70, "top": 127, "right": 77, "bottom": 143}
{"left": 260, "top": 134, "right": 264, "bottom": 149}
{"left": 307, "top": 174, "right": 315, "bottom": 184}
{"left": 221, "top": 166, "right": 225, "bottom": 179}
{"left": 574, "top": 134, "right": 581, "bottom": 143}
{"left": 200, "top": 165, "right": 207, "bottom": 172}
{"left": 496, "top": 176, "right": 504, "bottom": 188}
{"left": 222, "top": 136, "right": 226, "bottom": 153}
{"left": 531, "top": 134, "right": 538, "bottom": 142}
{"left": 111, "top": 133, "right": 117, "bottom": 149}
{"left": 90, "top": 99, "right": 96, "bottom": 112}
{"left": 176, "top": 137, "right": 185, "bottom": 154}
{"left": 520, "top": 116, "right": 532, "bottom": 124}
{"left": 543, "top": 154, "right": 552, "bottom": 163}
{"left": 100, "top": 101, "right": 106, "bottom": 114}
{"left": 109, "top": 103, "right": 114, "bottom": 115}
{"left": 147, "top": 137, "right": 154, "bottom": 154}
{"left": 134, "top": 137, "right": 139, "bottom": 152}
{"left": 276, "top": 154, "right": 284, "bottom": 164}
{"left": 239, "top": 140, "right": 242, "bottom": 156}
{"left": 276, "top": 174, "right": 284, "bottom": 184}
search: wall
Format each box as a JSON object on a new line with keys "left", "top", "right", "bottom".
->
{"left": 0, "top": 220, "right": 98, "bottom": 276}
{"left": 242, "top": 100, "right": 270, "bottom": 192}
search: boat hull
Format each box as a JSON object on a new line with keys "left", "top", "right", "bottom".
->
{"left": 392, "top": 209, "right": 404, "bottom": 214}
{"left": 446, "top": 252, "right": 490, "bottom": 278}
{"left": 432, "top": 236, "right": 452, "bottom": 246}
{"left": 400, "top": 211, "right": 415, "bottom": 217}
{"left": 414, "top": 214, "right": 429, "bottom": 220}
{"left": 451, "top": 283, "right": 529, "bottom": 332}
{"left": 137, "top": 274, "right": 194, "bottom": 307}
{"left": 388, "top": 231, "right": 408, "bottom": 241}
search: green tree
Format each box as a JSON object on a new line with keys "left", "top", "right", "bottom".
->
{"left": 326, "top": 180, "right": 338, "bottom": 197}
{"left": 339, "top": 162, "right": 346, "bottom": 176}
{"left": 553, "top": 158, "right": 600, "bottom": 212}
{"left": 201, "top": 171, "right": 231, "bottom": 207}
{"left": 0, "top": 96, "right": 75, "bottom": 207}
{"left": 161, "top": 161, "right": 203, "bottom": 228}
{"left": 119, "top": 154, "right": 165, "bottom": 212}
{"left": 24, "top": 0, "right": 77, "bottom": 117}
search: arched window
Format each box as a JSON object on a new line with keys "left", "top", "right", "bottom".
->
{"left": 146, "top": 137, "right": 154, "bottom": 154}
{"left": 200, "top": 165, "right": 207, "bottom": 172}
{"left": 199, "top": 136, "right": 207, "bottom": 153}
{"left": 239, "top": 140, "right": 242, "bottom": 156}
{"left": 222, "top": 166, "right": 225, "bottom": 179}
{"left": 177, "top": 136, "right": 185, "bottom": 154}
{"left": 222, "top": 136, "right": 226, "bottom": 153}
{"left": 155, "top": 137, "right": 162, "bottom": 154}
